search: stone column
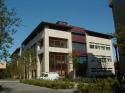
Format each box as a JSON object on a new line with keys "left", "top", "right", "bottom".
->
{"left": 36, "top": 43, "right": 41, "bottom": 78}
{"left": 68, "top": 53, "right": 73, "bottom": 77}
{"left": 29, "top": 55, "right": 32, "bottom": 79}
{"left": 44, "top": 30, "right": 49, "bottom": 72}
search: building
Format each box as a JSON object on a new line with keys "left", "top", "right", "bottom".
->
{"left": 0, "top": 62, "right": 6, "bottom": 69}
{"left": 109, "top": 0, "right": 125, "bottom": 78}
{"left": 12, "top": 21, "right": 115, "bottom": 78}
{"left": 86, "top": 30, "right": 114, "bottom": 77}
{"left": 0, "top": 62, "right": 6, "bottom": 79}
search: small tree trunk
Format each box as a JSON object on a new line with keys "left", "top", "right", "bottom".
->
{"left": 73, "top": 70, "right": 76, "bottom": 79}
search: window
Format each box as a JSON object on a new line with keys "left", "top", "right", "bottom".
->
{"left": 73, "top": 42, "right": 86, "bottom": 50}
{"left": 95, "top": 55, "right": 112, "bottom": 62}
{"left": 71, "top": 30, "right": 85, "bottom": 36}
{"left": 95, "top": 43, "right": 100, "bottom": 49}
{"left": 89, "top": 42, "right": 111, "bottom": 51}
{"left": 79, "top": 56, "right": 87, "bottom": 63}
{"left": 100, "top": 45, "right": 105, "bottom": 50}
{"left": 89, "top": 42, "right": 94, "bottom": 49}
{"left": 106, "top": 56, "right": 112, "bottom": 62}
{"left": 49, "top": 37, "right": 67, "bottom": 48}
{"left": 49, "top": 39, "right": 54, "bottom": 47}
{"left": 90, "top": 44, "right": 94, "bottom": 49}
{"left": 100, "top": 56, "right": 106, "bottom": 62}
{"left": 49, "top": 53, "right": 68, "bottom": 77}
{"left": 106, "top": 46, "right": 110, "bottom": 50}
{"left": 55, "top": 40, "right": 60, "bottom": 47}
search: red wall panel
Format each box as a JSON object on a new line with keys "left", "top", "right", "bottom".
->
{"left": 71, "top": 26, "right": 86, "bottom": 33}
{"left": 72, "top": 34, "right": 86, "bottom": 43}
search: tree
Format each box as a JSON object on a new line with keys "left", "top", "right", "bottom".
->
{"left": 69, "top": 51, "right": 79, "bottom": 79}
{"left": 0, "top": 0, "right": 21, "bottom": 61}
{"left": 116, "top": 26, "right": 125, "bottom": 80}
{"left": 109, "top": 26, "right": 125, "bottom": 80}
{"left": 9, "top": 49, "right": 36, "bottom": 79}
{"left": 108, "top": 28, "right": 125, "bottom": 79}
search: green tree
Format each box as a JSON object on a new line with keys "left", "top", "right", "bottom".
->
{"left": 109, "top": 26, "right": 125, "bottom": 80}
{"left": 116, "top": 26, "right": 125, "bottom": 79}
{"left": 0, "top": 0, "right": 21, "bottom": 61}
{"left": 69, "top": 51, "right": 79, "bottom": 79}
{"left": 10, "top": 49, "right": 36, "bottom": 79}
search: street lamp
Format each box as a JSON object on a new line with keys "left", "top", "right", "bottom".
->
{"left": 113, "top": 42, "right": 120, "bottom": 81}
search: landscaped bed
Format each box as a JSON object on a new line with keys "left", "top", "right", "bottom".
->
{"left": 20, "top": 78, "right": 125, "bottom": 93}
{"left": 20, "top": 79, "right": 74, "bottom": 89}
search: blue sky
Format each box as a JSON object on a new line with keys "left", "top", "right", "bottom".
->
{"left": 6, "top": 0, "right": 115, "bottom": 54}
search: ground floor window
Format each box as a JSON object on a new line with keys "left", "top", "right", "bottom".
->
{"left": 49, "top": 52, "right": 68, "bottom": 77}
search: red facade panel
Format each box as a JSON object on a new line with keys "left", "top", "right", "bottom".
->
{"left": 71, "top": 26, "right": 86, "bottom": 33}
{"left": 72, "top": 34, "right": 86, "bottom": 43}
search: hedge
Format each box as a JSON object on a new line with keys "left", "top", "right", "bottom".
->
{"left": 20, "top": 79, "right": 74, "bottom": 89}
{"left": 77, "top": 78, "right": 120, "bottom": 93}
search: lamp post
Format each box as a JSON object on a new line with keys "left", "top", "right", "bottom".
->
{"left": 113, "top": 42, "right": 120, "bottom": 81}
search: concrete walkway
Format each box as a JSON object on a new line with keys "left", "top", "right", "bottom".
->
{"left": 0, "top": 80, "right": 75, "bottom": 93}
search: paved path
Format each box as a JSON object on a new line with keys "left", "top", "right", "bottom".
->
{"left": 0, "top": 80, "right": 75, "bottom": 93}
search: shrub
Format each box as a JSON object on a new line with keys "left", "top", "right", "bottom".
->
{"left": 77, "top": 78, "right": 120, "bottom": 93}
{"left": 20, "top": 79, "right": 74, "bottom": 89}
{"left": 78, "top": 83, "right": 98, "bottom": 93}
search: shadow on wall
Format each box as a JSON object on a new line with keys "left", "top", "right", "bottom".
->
{"left": 87, "top": 53, "right": 115, "bottom": 78}
{"left": 76, "top": 63, "right": 87, "bottom": 77}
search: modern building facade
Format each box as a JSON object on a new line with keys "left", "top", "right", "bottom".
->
{"left": 12, "top": 21, "right": 115, "bottom": 78}
{"left": 86, "top": 31, "right": 114, "bottom": 76}
{"left": 109, "top": 0, "right": 125, "bottom": 78}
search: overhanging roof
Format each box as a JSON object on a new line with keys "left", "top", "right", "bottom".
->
{"left": 22, "top": 21, "right": 72, "bottom": 45}
{"left": 86, "top": 30, "right": 113, "bottom": 39}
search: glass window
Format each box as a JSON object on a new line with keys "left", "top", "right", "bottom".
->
{"left": 100, "top": 45, "right": 105, "bottom": 50}
{"left": 71, "top": 30, "right": 85, "bottom": 35}
{"left": 101, "top": 56, "right": 106, "bottom": 62}
{"left": 106, "top": 46, "right": 110, "bottom": 51}
{"left": 107, "top": 56, "right": 112, "bottom": 62}
{"left": 49, "top": 39, "right": 54, "bottom": 47}
{"left": 73, "top": 42, "right": 86, "bottom": 50}
{"left": 55, "top": 40, "right": 60, "bottom": 47}
{"left": 90, "top": 44, "right": 94, "bottom": 49}
{"left": 49, "top": 53, "right": 68, "bottom": 77}
{"left": 78, "top": 56, "right": 87, "bottom": 63}
{"left": 95, "top": 43, "right": 100, "bottom": 49}
{"left": 96, "top": 55, "right": 112, "bottom": 62}
{"left": 89, "top": 42, "right": 94, "bottom": 49}
{"left": 49, "top": 37, "right": 67, "bottom": 48}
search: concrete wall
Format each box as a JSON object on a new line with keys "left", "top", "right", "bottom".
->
{"left": 86, "top": 33, "right": 115, "bottom": 76}
{"left": 22, "top": 27, "right": 73, "bottom": 78}
{"left": 0, "top": 62, "right": 6, "bottom": 69}
{"left": 22, "top": 29, "right": 44, "bottom": 78}
{"left": 44, "top": 28, "right": 73, "bottom": 73}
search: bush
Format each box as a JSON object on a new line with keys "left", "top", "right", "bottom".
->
{"left": 77, "top": 78, "right": 120, "bottom": 93}
{"left": 20, "top": 79, "right": 74, "bottom": 89}
{"left": 78, "top": 83, "right": 98, "bottom": 93}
